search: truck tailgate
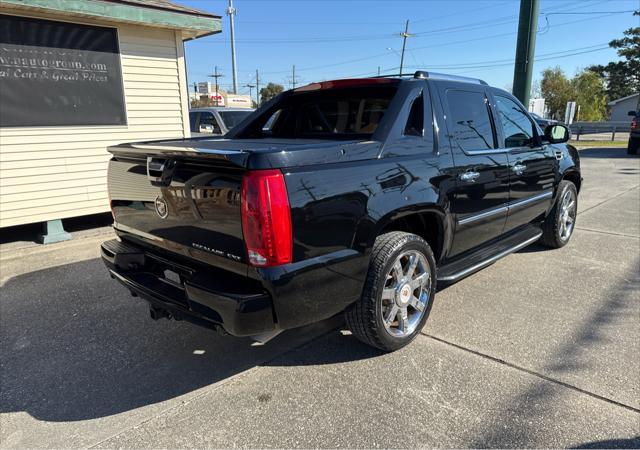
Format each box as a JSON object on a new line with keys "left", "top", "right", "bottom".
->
{"left": 108, "top": 142, "right": 248, "bottom": 272}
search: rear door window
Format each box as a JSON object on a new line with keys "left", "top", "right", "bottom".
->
{"left": 446, "top": 90, "right": 495, "bottom": 151}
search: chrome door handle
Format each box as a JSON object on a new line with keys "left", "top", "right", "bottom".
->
{"left": 459, "top": 171, "right": 480, "bottom": 182}
{"left": 513, "top": 164, "right": 527, "bottom": 175}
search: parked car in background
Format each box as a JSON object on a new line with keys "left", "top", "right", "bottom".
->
{"left": 189, "top": 107, "right": 255, "bottom": 136}
{"left": 103, "top": 71, "right": 581, "bottom": 352}
{"left": 530, "top": 112, "right": 558, "bottom": 129}
{"left": 628, "top": 109, "right": 639, "bottom": 155}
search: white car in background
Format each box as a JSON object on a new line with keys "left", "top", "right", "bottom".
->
{"left": 189, "top": 107, "right": 255, "bottom": 136}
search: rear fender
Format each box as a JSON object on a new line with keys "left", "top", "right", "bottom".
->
{"left": 370, "top": 205, "right": 450, "bottom": 261}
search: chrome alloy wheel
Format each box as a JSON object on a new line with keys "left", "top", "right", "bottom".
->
{"left": 559, "top": 189, "right": 577, "bottom": 241}
{"left": 380, "top": 250, "right": 431, "bottom": 338}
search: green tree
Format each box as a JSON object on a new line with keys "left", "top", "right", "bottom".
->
{"left": 572, "top": 70, "right": 607, "bottom": 121}
{"left": 260, "top": 82, "right": 284, "bottom": 104}
{"left": 588, "top": 11, "right": 639, "bottom": 101}
{"left": 190, "top": 96, "right": 213, "bottom": 108}
{"left": 541, "top": 67, "right": 575, "bottom": 120}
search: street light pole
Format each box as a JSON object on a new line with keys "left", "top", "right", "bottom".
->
{"left": 245, "top": 83, "right": 255, "bottom": 100}
{"left": 512, "top": 0, "right": 540, "bottom": 107}
{"left": 227, "top": 0, "right": 238, "bottom": 94}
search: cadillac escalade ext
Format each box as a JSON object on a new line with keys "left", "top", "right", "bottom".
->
{"left": 102, "top": 71, "right": 581, "bottom": 351}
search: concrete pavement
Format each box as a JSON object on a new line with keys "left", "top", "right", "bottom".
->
{"left": 1, "top": 147, "right": 638, "bottom": 448}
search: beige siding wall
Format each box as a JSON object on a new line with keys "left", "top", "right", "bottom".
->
{"left": 0, "top": 10, "right": 191, "bottom": 228}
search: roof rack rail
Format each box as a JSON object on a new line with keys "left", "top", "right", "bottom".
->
{"left": 375, "top": 71, "right": 487, "bottom": 86}
{"left": 413, "top": 70, "right": 488, "bottom": 85}
{"left": 373, "top": 73, "right": 413, "bottom": 79}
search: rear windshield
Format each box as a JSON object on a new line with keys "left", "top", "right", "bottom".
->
{"left": 235, "top": 85, "right": 398, "bottom": 139}
{"left": 218, "top": 110, "right": 253, "bottom": 129}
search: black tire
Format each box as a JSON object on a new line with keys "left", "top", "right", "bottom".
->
{"left": 540, "top": 181, "right": 578, "bottom": 249}
{"left": 628, "top": 137, "right": 639, "bottom": 155}
{"left": 345, "top": 231, "right": 437, "bottom": 352}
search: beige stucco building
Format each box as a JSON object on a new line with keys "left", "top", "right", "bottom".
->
{"left": 0, "top": 0, "right": 220, "bottom": 237}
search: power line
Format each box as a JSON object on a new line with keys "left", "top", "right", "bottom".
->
{"left": 190, "top": 1, "right": 623, "bottom": 46}
{"left": 187, "top": 2, "right": 628, "bottom": 86}
{"left": 542, "top": 10, "right": 637, "bottom": 15}
{"left": 234, "top": 1, "right": 515, "bottom": 26}
{"left": 359, "top": 45, "right": 612, "bottom": 78}
{"left": 341, "top": 42, "right": 612, "bottom": 79}
{"left": 250, "top": 11, "right": 623, "bottom": 77}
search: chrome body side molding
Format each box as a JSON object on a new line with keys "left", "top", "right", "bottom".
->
{"left": 458, "top": 205, "right": 508, "bottom": 226}
{"left": 457, "top": 190, "right": 553, "bottom": 226}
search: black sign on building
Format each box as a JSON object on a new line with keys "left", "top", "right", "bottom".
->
{"left": 0, "top": 14, "right": 127, "bottom": 127}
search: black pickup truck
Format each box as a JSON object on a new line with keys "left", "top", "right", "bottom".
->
{"left": 102, "top": 71, "right": 581, "bottom": 351}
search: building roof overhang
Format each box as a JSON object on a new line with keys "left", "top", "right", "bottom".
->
{"left": 0, "top": 0, "right": 221, "bottom": 39}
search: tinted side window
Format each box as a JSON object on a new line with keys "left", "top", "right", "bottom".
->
{"left": 404, "top": 93, "right": 424, "bottom": 136}
{"left": 495, "top": 95, "right": 534, "bottom": 148}
{"left": 446, "top": 90, "right": 494, "bottom": 151}
{"left": 189, "top": 112, "right": 198, "bottom": 132}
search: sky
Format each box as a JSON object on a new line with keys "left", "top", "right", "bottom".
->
{"left": 178, "top": 0, "right": 639, "bottom": 97}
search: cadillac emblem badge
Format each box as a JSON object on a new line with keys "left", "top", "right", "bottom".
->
{"left": 154, "top": 195, "right": 169, "bottom": 219}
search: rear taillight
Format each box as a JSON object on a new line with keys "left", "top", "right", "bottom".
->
{"left": 241, "top": 169, "right": 292, "bottom": 267}
{"left": 632, "top": 118, "right": 637, "bottom": 130}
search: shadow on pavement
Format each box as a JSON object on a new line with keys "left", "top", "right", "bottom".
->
{"left": 577, "top": 147, "right": 637, "bottom": 159}
{"left": 0, "top": 213, "right": 113, "bottom": 245}
{"left": 0, "top": 258, "right": 377, "bottom": 423}
{"left": 573, "top": 436, "right": 640, "bottom": 449}
{"left": 467, "top": 259, "right": 640, "bottom": 447}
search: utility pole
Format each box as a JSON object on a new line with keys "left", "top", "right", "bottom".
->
{"left": 512, "top": 0, "right": 540, "bottom": 107}
{"left": 245, "top": 83, "right": 255, "bottom": 100}
{"left": 292, "top": 65, "right": 297, "bottom": 88}
{"left": 208, "top": 66, "right": 224, "bottom": 106}
{"left": 399, "top": 20, "right": 411, "bottom": 77}
{"left": 255, "top": 69, "right": 260, "bottom": 106}
{"left": 227, "top": 0, "right": 238, "bottom": 94}
{"left": 377, "top": 66, "right": 381, "bottom": 76}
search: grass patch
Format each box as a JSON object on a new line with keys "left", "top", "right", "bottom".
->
{"left": 569, "top": 140, "right": 627, "bottom": 148}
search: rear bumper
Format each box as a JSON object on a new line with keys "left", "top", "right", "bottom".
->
{"left": 101, "top": 239, "right": 275, "bottom": 336}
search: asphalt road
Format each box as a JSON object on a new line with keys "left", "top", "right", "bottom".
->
{"left": 1, "top": 147, "right": 639, "bottom": 448}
